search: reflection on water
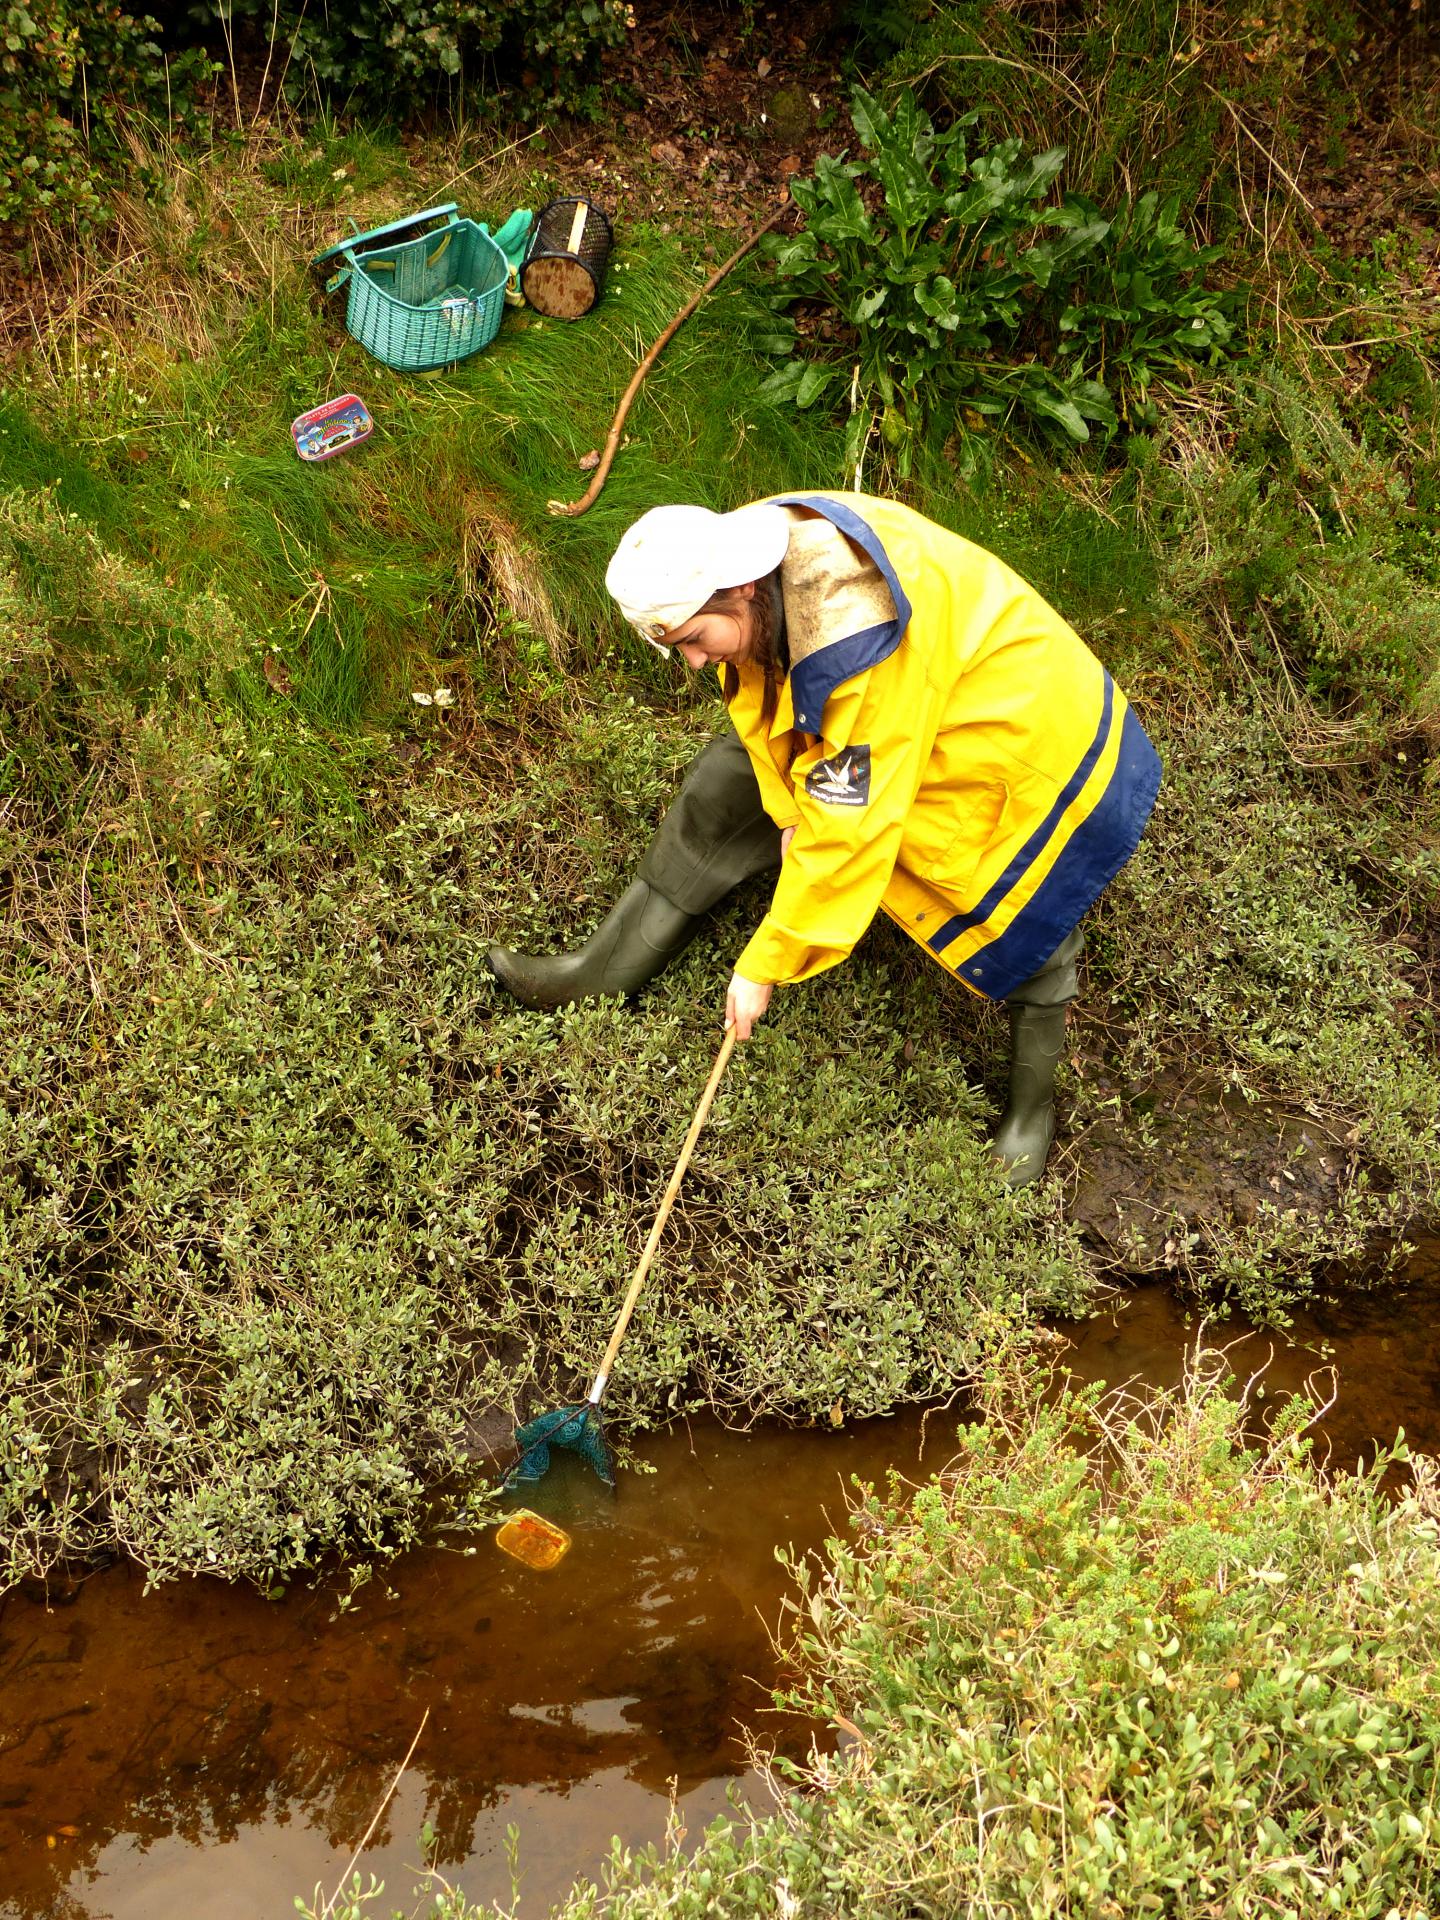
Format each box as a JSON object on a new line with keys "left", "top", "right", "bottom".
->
{"left": 1059, "top": 1233, "right": 1440, "bottom": 1475}
{"left": 1, "top": 1235, "right": 1435, "bottom": 1919}
{"left": 0, "top": 1413, "right": 935, "bottom": 1918}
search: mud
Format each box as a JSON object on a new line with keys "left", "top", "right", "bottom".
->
{"left": 1069, "top": 1074, "right": 1357, "bottom": 1270}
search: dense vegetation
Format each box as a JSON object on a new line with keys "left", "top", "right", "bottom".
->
{"left": 0, "top": 0, "right": 211, "bottom": 226}
{"left": 761, "top": 86, "right": 1243, "bottom": 467}
{"left": 547, "top": 1358, "right": 1440, "bottom": 1920}
{"left": 0, "top": 0, "right": 627, "bottom": 228}
{"left": 1, "top": 0, "right": 1436, "bottom": 1699}
{"left": 2, "top": 2, "right": 1438, "bottom": 1913}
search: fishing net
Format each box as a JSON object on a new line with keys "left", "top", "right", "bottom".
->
{"left": 506, "top": 1403, "right": 616, "bottom": 1488}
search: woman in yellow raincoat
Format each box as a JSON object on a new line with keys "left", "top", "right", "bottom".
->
{"left": 489, "top": 493, "right": 1161, "bottom": 1185}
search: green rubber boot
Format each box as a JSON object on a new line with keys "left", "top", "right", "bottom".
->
{"left": 991, "top": 1001, "right": 1068, "bottom": 1188}
{"left": 487, "top": 880, "right": 698, "bottom": 1011}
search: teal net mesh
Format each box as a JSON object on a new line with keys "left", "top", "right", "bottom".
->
{"left": 507, "top": 1404, "right": 616, "bottom": 1487}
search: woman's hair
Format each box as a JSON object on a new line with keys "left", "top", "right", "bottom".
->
{"left": 707, "top": 572, "right": 787, "bottom": 729}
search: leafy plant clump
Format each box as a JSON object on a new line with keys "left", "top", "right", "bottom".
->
{"left": 191, "top": 0, "right": 632, "bottom": 117}
{"left": 762, "top": 87, "right": 1243, "bottom": 473}
{"left": 847, "top": 0, "right": 1381, "bottom": 228}
{"left": 0, "top": 0, "right": 211, "bottom": 227}
{"left": 538, "top": 1355, "right": 1440, "bottom": 1919}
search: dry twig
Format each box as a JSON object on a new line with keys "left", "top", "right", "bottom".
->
{"left": 317, "top": 1707, "right": 431, "bottom": 1920}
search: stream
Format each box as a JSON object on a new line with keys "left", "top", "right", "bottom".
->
{"left": 3, "top": 1235, "right": 1436, "bottom": 1920}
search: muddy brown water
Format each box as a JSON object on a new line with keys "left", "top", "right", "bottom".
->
{"left": 3, "top": 1236, "right": 1436, "bottom": 1920}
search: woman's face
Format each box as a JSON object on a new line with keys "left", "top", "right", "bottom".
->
{"left": 661, "top": 581, "right": 758, "bottom": 672}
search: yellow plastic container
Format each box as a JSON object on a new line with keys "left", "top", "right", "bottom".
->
{"left": 495, "top": 1508, "right": 572, "bottom": 1571}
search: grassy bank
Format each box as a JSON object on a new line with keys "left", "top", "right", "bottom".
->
{"left": 2, "top": 48, "right": 1438, "bottom": 1591}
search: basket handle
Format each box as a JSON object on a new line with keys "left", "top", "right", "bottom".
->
{"left": 352, "top": 203, "right": 460, "bottom": 250}
{"left": 312, "top": 202, "right": 461, "bottom": 279}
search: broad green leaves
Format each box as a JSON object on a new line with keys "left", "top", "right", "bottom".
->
{"left": 762, "top": 86, "right": 1245, "bottom": 471}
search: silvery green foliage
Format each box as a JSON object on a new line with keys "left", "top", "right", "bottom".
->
{"left": 0, "top": 493, "right": 1090, "bottom": 1589}
{"left": 546, "top": 1360, "right": 1440, "bottom": 1919}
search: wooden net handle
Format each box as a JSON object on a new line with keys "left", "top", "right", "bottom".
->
{"left": 586, "top": 1026, "right": 738, "bottom": 1402}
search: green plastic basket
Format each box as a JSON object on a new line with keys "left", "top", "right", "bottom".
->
{"left": 314, "top": 204, "right": 507, "bottom": 373}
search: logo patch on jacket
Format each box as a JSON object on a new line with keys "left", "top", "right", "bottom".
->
{"left": 806, "top": 744, "right": 871, "bottom": 808}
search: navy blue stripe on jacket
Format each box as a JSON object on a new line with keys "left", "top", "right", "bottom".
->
{"left": 942, "top": 702, "right": 1161, "bottom": 1000}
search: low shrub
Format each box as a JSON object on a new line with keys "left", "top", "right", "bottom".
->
{"left": 541, "top": 1353, "right": 1440, "bottom": 1918}
{"left": 0, "top": 489, "right": 1092, "bottom": 1588}
{"left": 1087, "top": 701, "right": 1439, "bottom": 1306}
{"left": 189, "top": 0, "right": 631, "bottom": 117}
{"left": 0, "top": 0, "right": 210, "bottom": 228}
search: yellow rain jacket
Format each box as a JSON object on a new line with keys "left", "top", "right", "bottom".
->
{"left": 727, "top": 493, "right": 1161, "bottom": 1002}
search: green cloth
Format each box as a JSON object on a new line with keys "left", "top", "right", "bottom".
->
{"left": 637, "top": 730, "right": 782, "bottom": 915}
{"left": 485, "top": 208, "right": 533, "bottom": 274}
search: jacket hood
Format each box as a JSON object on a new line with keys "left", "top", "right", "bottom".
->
{"left": 769, "top": 495, "right": 913, "bottom": 735}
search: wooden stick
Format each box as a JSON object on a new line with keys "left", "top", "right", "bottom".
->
{"left": 584, "top": 1027, "right": 737, "bottom": 1403}
{"left": 547, "top": 204, "right": 790, "bottom": 518}
{"left": 317, "top": 1708, "right": 430, "bottom": 1920}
